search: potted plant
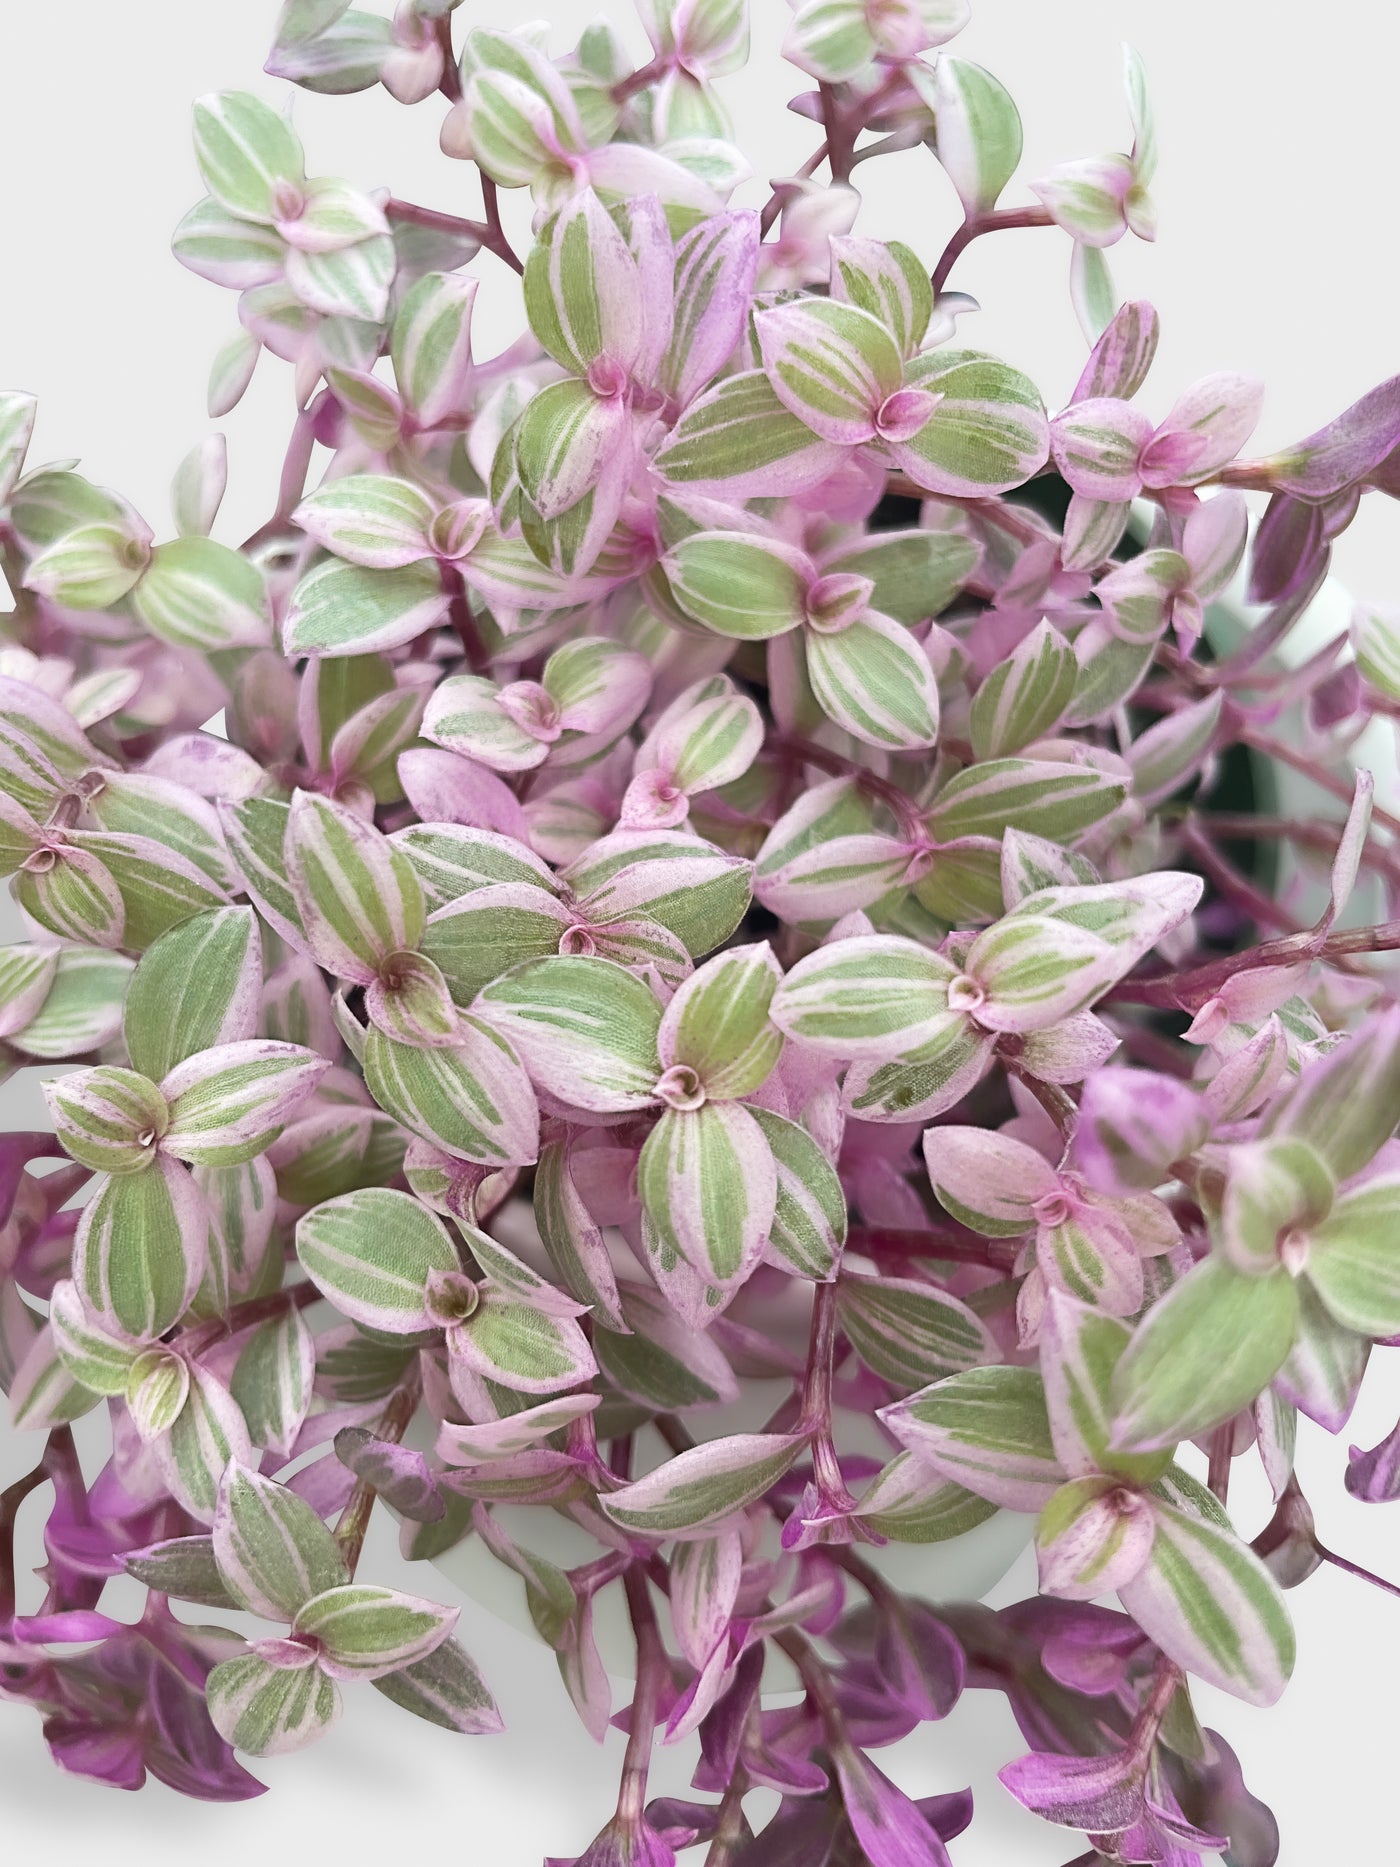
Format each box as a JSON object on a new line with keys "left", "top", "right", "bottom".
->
{"left": 3, "top": 4, "right": 1399, "bottom": 1863}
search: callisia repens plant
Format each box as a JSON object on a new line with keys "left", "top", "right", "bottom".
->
{"left": 4, "top": 3, "right": 1400, "bottom": 1861}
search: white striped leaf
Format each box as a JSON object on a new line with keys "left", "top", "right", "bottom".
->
{"left": 218, "top": 797, "right": 303, "bottom": 947}
{"left": 192, "top": 91, "right": 304, "bottom": 222}
{"left": 1275, "top": 1281, "right": 1369, "bottom": 1432}
{"left": 566, "top": 830, "right": 752, "bottom": 958}
{"left": 599, "top": 1432, "right": 806, "bottom": 1537}
{"left": 523, "top": 187, "right": 647, "bottom": 375}
{"left": 841, "top": 1016, "right": 994, "bottom": 1123}
{"left": 927, "top": 756, "right": 1126, "bottom": 844}
{"left": 206, "top": 1653, "right": 340, "bottom": 1757}
{"left": 284, "top": 232, "right": 395, "bottom": 321}
{"left": 637, "top": 1100, "right": 776, "bottom": 1293}
{"left": 81, "top": 771, "right": 236, "bottom": 893}
{"left": 1039, "top": 1293, "right": 1171, "bottom": 1487}
{"left": 286, "top": 789, "right": 424, "bottom": 984}
{"left": 436, "top": 1393, "right": 601, "bottom": 1463}
{"left": 853, "top": 1453, "right": 1000, "bottom": 1544}
{"left": 293, "top": 474, "right": 436, "bottom": 569}
{"left": 1110, "top": 1257, "right": 1300, "bottom": 1453}
{"left": 45, "top": 1066, "right": 169, "bottom": 1175}
{"left": 325, "top": 365, "right": 404, "bottom": 449}
{"left": 1128, "top": 691, "right": 1224, "bottom": 806}
{"left": 657, "top": 942, "right": 782, "bottom": 1100}
{"left": 391, "top": 272, "right": 477, "bottom": 426}
{"left": 124, "top": 905, "right": 263, "bottom": 1083}
{"left": 1261, "top": 1008, "right": 1400, "bottom": 1184}
{"left": 653, "top": 368, "right": 844, "bottom": 499}
{"left": 422, "top": 886, "right": 571, "bottom": 1005}
{"left": 161, "top": 1040, "right": 329, "bottom": 1166}
{"left": 363, "top": 1021, "right": 538, "bottom": 1166}
{"left": 830, "top": 235, "right": 933, "bottom": 358}
{"left": 131, "top": 536, "right": 269, "bottom": 650}
{"left": 1061, "top": 491, "right": 1132, "bottom": 571}
{"left": 750, "top": 1106, "right": 846, "bottom": 1280}
{"left": 213, "top": 1460, "right": 349, "bottom": 1619}
{"left": 837, "top": 1274, "right": 992, "bottom": 1391}
{"left": 963, "top": 915, "right": 1122, "bottom": 1034}
{"left": 1050, "top": 398, "right": 1154, "bottom": 501}
{"left": 755, "top": 297, "right": 902, "bottom": 445}
{"left": 292, "top": 1583, "right": 457, "bottom": 1681}
{"left": 756, "top": 831, "right": 917, "bottom": 923}
{"left": 879, "top": 1366, "right": 1067, "bottom": 1512}
{"left": 390, "top": 823, "right": 559, "bottom": 910}
{"left": 633, "top": 675, "right": 763, "bottom": 799}
{"left": 512, "top": 378, "right": 633, "bottom": 522}
{"left": 1353, "top": 604, "right": 1400, "bottom": 703}
{"left": 1035, "top": 1474, "right": 1157, "bottom": 1601}
{"left": 73, "top": 1154, "right": 208, "bottom": 1342}
{"left": 48, "top": 1279, "right": 138, "bottom": 1395}
{"left": 22, "top": 516, "right": 152, "bottom": 610}
{"left": 1122, "top": 1474, "right": 1295, "bottom": 1706}
{"left": 669, "top": 1527, "right": 743, "bottom": 1669}
{"left": 970, "top": 620, "right": 1077, "bottom": 759}
{"left": 7, "top": 1324, "right": 102, "bottom": 1430}
{"left": 170, "top": 433, "right": 228, "bottom": 538}
{"left": 476, "top": 955, "right": 662, "bottom": 1113}
{"left": 532, "top": 1137, "right": 626, "bottom": 1331}
{"left": 423, "top": 673, "right": 547, "bottom": 772}
{"left": 450, "top": 1290, "right": 596, "bottom": 1395}
{"left": 283, "top": 558, "right": 449, "bottom": 657}
{"left": 770, "top": 934, "right": 957, "bottom": 1061}
{"left": 888, "top": 352, "right": 1048, "bottom": 495}
{"left": 923, "top": 1125, "right": 1054, "bottom": 1236}
{"left": 923, "top": 57, "right": 1022, "bottom": 213}
{"left": 295, "top": 1186, "right": 455, "bottom": 1333}
{"left": 13, "top": 847, "right": 124, "bottom": 950}
{"left": 65, "top": 829, "right": 229, "bottom": 951}
{"left": 208, "top": 327, "right": 261, "bottom": 417}
{"left": 172, "top": 195, "right": 285, "bottom": 287}
{"left": 805, "top": 608, "right": 940, "bottom": 750}
{"left": 8, "top": 947, "right": 132, "bottom": 1059}
{"left": 230, "top": 1305, "right": 317, "bottom": 1461}
{"left": 658, "top": 210, "right": 758, "bottom": 408}
{"left": 0, "top": 391, "right": 37, "bottom": 504}
{"left": 152, "top": 1364, "right": 253, "bottom": 1522}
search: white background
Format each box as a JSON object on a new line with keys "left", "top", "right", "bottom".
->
{"left": 2, "top": 2, "right": 1399, "bottom": 1861}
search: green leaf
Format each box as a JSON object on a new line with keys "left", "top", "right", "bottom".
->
{"left": 8, "top": 948, "right": 132, "bottom": 1060}
{"left": 219, "top": 797, "right": 302, "bottom": 948}
{"left": 206, "top": 1653, "right": 341, "bottom": 1756}
{"left": 565, "top": 830, "right": 752, "bottom": 958}
{"left": 123, "top": 1534, "right": 239, "bottom": 1610}
{"left": 213, "top": 1460, "right": 349, "bottom": 1620}
{"left": 283, "top": 558, "right": 449, "bottom": 657}
{"left": 1261, "top": 1010, "right": 1400, "bottom": 1184}
{"left": 292, "top": 474, "right": 436, "bottom": 570}
{"left": 48, "top": 1279, "right": 137, "bottom": 1395}
{"left": 230, "top": 1306, "right": 316, "bottom": 1461}
{"left": 821, "top": 527, "right": 977, "bottom": 627}
{"left": 422, "top": 886, "right": 570, "bottom": 1004}
{"left": 599, "top": 1432, "right": 806, "bottom": 1536}
{"left": 296, "top": 1187, "right": 456, "bottom": 1333}
{"left": 0, "top": 391, "right": 37, "bottom": 505}
{"left": 124, "top": 905, "right": 262, "bottom": 1080}
{"left": 837, "top": 1274, "right": 992, "bottom": 1391}
{"left": 1110, "top": 1257, "right": 1300, "bottom": 1452}
{"left": 1218, "top": 1138, "right": 1335, "bottom": 1276}
{"left": 391, "top": 272, "right": 477, "bottom": 426}
{"left": 532, "top": 1138, "right": 626, "bottom": 1330}
{"left": 829, "top": 236, "right": 933, "bottom": 359}
{"left": 292, "top": 1582, "right": 457, "bottom": 1679}
{"left": 591, "top": 1279, "right": 739, "bottom": 1412}
{"left": 192, "top": 91, "right": 305, "bottom": 222}
{"left": 452, "top": 1291, "right": 596, "bottom": 1395}
{"left": 749, "top": 1107, "right": 846, "bottom": 1280}
{"left": 879, "top": 1366, "right": 1066, "bottom": 1512}
{"left": 23, "top": 518, "right": 151, "bottom": 610}
{"left": 1040, "top": 1293, "right": 1172, "bottom": 1486}
{"left": 842, "top": 1016, "right": 994, "bottom": 1123}
{"left": 477, "top": 955, "right": 662, "bottom": 1112}
{"left": 664, "top": 530, "right": 807, "bottom": 640}
{"left": 806, "top": 609, "right": 941, "bottom": 751}
{"left": 1305, "top": 1175, "right": 1400, "bottom": 1338}
{"left": 154, "top": 1364, "right": 252, "bottom": 1522}
{"left": 970, "top": 619, "right": 1077, "bottom": 759}
{"left": 82, "top": 772, "right": 236, "bottom": 893}
{"left": 73, "top": 1155, "right": 207, "bottom": 1341}
{"left": 370, "top": 1634, "right": 503, "bottom": 1733}
{"left": 68, "top": 830, "right": 228, "bottom": 952}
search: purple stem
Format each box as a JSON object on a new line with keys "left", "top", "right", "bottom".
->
{"left": 931, "top": 206, "right": 1055, "bottom": 295}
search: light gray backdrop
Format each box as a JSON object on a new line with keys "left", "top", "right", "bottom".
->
{"left": 1, "top": 3, "right": 1397, "bottom": 1861}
